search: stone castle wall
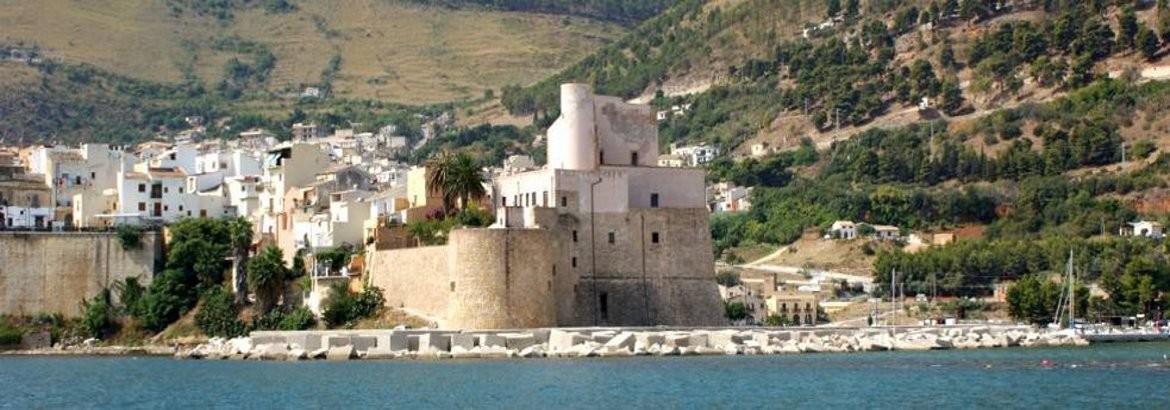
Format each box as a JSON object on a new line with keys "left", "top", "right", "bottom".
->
{"left": 568, "top": 208, "right": 725, "bottom": 327}
{"left": 446, "top": 229, "right": 558, "bottom": 329}
{"left": 0, "top": 231, "right": 161, "bottom": 317}
{"left": 367, "top": 208, "right": 724, "bottom": 329}
{"left": 367, "top": 244, "right": 449, "bottom": 322}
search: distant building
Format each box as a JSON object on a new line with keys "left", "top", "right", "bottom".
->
{"left": 292, "top": 122, "right": 328, "bottom": 141}
{"left": 765, "top": 290, "right": 819, "bottom": 326}
{"left": 750, "top": 143, "right": 773, "bottom": 158}
{"left": 829, "top": 220, "right": 857, "bottom": 240}
{"left": 1120, "top": 221, "right": 1164, "bottom": 239}
{"left": 872, "top": 225, "right": 901, "bottom": 240}
{"left": 657, "top": 154, "right": 685, "bottom": 168}
{"left": 669, "top": 142, "right": 720, "bottom": 167}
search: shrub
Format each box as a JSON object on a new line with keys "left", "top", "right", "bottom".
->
{"left": 0, "top": 325, "right": 22, "bottom": 346}
{"left": 278, "top": 307, "right": 316, "bottom": 331}
{"left": 724, "top": 301, "right": 748, "bottom": 321}
{"left": 112, "top": 277, "right": 146, "bottom": 318}
{"left": 138, "top": 269, "right": 198, "bottom": 332}
{"left": 715, "top": 270, "right": 741, "bottom": 287}
{"left": 116, "top": 225, "right": 142, "bottom": 250}
{"left": 80, "top": 288, "right": 118, "bottom": 339}
{"left": 195, "top": 286, "right": 246, "bottom": 338}
{"left": 322, "top": 283, "right": 384, "bottom": 328}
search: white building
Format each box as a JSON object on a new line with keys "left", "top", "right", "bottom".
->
{"left": 1121, "top": 221, "right": 1165, "bottom": 239}
{"left": 669, "top": 143, "right": 720, "bottom": 167}
{"left": 829, "top": 220, "right": 857, "bottom": 240}
{"left": 872, "top": 225, "right": 901, "bottom": 240}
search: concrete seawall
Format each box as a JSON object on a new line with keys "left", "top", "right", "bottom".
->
{"left": 174, "top": 325, "right": 1140, "bottom": 360}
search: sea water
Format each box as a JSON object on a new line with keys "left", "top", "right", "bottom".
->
{"left": 1, "top": 342, "right": 1167, "bottom": 409}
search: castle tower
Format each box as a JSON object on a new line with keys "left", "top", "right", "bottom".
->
{"left": 547, "top": 83, "right": 597, "bottom": 171}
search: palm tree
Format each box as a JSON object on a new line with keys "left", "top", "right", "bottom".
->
{"left": 247, "top": 246, "right": 288, "bottom": 314}
{"left": 228, "top": 217, "right": 253, "bottom": 304}
{"left": 427, "top": 151, "right": 486, "bottom": 214}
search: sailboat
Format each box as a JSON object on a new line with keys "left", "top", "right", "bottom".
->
{"left": 1049, "top": 251, "right": 1077, "bottom": 330}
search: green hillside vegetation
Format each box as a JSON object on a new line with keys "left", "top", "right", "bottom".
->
{"left": 707, "top": 77, "right": 1170, "bottom": 320}
{"left": 504, "top": 0, "right": 1169, "bottom": 150}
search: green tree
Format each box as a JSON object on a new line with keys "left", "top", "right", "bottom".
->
{"left": 247, "top": 246, "right": 289, "bottom": 314}
{"left": 826, "top": 0, "right": 841, "bottom": 18}
{"left": 715, "top": 270, "right": 741, "bottom": 287}
{"left": 427, "top": 151, "right": 487, "bottom": 214}
{"left": 194, "top": 285, "right": 246, "bottom": 338}
{"left": 1137, "top": 25, "right": 1161, "bottom": 61}
{"left": 725, "top": 301, "right": 748, "bottom": 321}
{"left": 1119, "top": 6, "right": 1138, "bottom": 48}
{"left": 322, "top": 283, "right": 385, "bottom": 328}
{"left": 81, "top": 288, "right": 118, "bottom": 339}
{"left": 940, "top": 78, "right": 964, "bottom": 114}
{"left": 138, "top": 269, "right": 198, "bottom": 332}
{"left": 844, "top": 0, "right": 859, "bottom": 20}
{"left": 1159, "top": 0, "right": 1170, "bottom": 44}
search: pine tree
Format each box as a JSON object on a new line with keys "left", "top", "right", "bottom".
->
{"left": 826, "top": 0, "right": 841, "bottom": 18}
{"left": 1138, "top": 25, "right": 1161, "bottom": 61}
{"left": 845, "top": 0, "right": 860, "bottom": 20}
{"left": 1120, "top": 6, "right": 1138, "bottom": 48}
{"left": 1160, "top": 0, "right": 1170, "bottom": 44}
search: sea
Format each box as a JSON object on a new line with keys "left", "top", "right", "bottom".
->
{"left": 1, "top": 342, "right": 1168, "bottom": 409}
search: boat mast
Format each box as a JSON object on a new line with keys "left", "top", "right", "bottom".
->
{"left": 1067, "top": 251, "right": 1075, "bottom": 329}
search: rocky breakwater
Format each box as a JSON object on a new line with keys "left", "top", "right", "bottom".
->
{"left": 176, "top": 326, "right": 1089, "bottom": 361}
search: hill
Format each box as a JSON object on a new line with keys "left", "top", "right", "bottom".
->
{"left": 0, "top": 0, "right": 626, "bottom": 104}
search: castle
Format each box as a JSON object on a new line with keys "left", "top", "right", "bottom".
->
{"left": 368, "top": 84, "right": 725, "bottom": 329}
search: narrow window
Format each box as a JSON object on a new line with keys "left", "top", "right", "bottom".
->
{"left": 572, "top": 257, "right": 577, "bottom": 268}
{"left": 572, "top": 230, "right": 578, "bottom": 242}
{"left": 560, "top": 196, "right": 567, "bottom": 207}
{"left": 607, "top": 232, "right": 615, "bottom": 244}
{"left": 90, "top": 172, "right": 96, "bottom": 179}
{"left": 501, "top": 197, "right": 507, "bottom": 207}
{"left": 138, "top": 202, "right": 145, "bottom": 211}
{"left": 450, "top": 281, "right": 455, "bottom": 292}
{"left": 652, "top": 232, "right": 660, "bottom": 244}
{"left": 138, "top": 184, "right": 146, "bottom": 192}
{"left": 552, "top": 265, "right": 557, "bottom": 277}
{"left": 599, "top": 150, "right": 605, "bottom": 165}
{"left": 542, "top": 191, "right": 548, "bottom": 207}
{"left": 631, "top": 151, "right": 639, "bottom": 166}
{"left": 650, "top": 193, "right": 659, "bottom": 208}
{"left": 599, "top": 293, "right": 609, "bottom": 320}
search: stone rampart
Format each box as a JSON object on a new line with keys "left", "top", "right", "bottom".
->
{"left": 446, "top": 229, "right": 557, "bottom": 329}
{"left": 367, "top": 244, "right": 448, "bottom": 322}
{"left": 0, "top": 231, "right": 160, "bottom": 317}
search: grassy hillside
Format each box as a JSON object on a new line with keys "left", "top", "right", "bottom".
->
{"left": 0, "top": 0, "right": 625, "bottom": 103}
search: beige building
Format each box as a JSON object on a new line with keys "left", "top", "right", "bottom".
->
{"left": 368, "top": 84, "right": 725, "bottom": 329}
